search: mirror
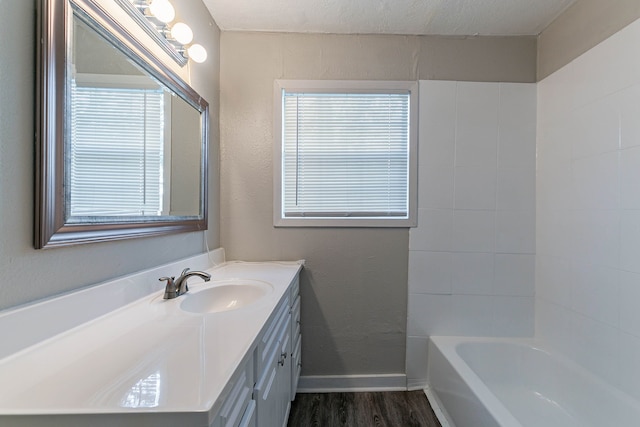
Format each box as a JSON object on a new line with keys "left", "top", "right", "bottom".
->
{"left": 36, "top": 0, "right": 209, "bottom": 248}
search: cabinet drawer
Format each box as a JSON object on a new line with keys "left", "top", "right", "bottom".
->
{"left": 291, "top": 295, "right": 300, "bottom": 338}
{"left": 290, "top": 276, "right": 300, "bottom": 300}
{"left": 278, "top": 319, "right": 291, "bottom": 368}
{"left": 291, "top": 335, "right": 301, "bottom": 401}
{"left": 291, "top": 295, "right": 300, "bottom": 322}
{"left": 257, "top": 297, "right": 290, "bottom": 373}
{"left": 219, "top": 363, "right": 253, "bottom": 427}
{"left": 238, "top": 400, "right": 256, "bottom": 427}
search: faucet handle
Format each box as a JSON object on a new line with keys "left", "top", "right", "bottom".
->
{"left": 160, "top": 276, "right": 177, "bottom": 299}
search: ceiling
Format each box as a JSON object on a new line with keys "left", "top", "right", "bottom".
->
{"left": 202, "top": 0, "right": 577, "bottom": 37}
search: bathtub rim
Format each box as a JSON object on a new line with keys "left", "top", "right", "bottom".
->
{"left": 427, "top": 336, "right": 524, "bottom": 427}
{"left": 427, "top": 335, "right": 640, "bottom": 427}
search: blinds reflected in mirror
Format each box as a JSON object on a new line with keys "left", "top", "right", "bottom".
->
{"left": 69, "top": 76, "right": 168, "bottom": 217}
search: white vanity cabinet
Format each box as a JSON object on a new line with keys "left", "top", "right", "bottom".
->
{"left": 215, "top": 360, "right": 256, "bottom": 427}
{"left": 215, "top": 275, "right": 301, "bottom": 427}
{"left": 254, "top": 293, "right": 292, "bottom": 427}
{"left": 289, "top": 277, "right": 301, "bottom": 402}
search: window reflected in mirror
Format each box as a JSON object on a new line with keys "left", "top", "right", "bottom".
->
{"left": 68, "top": 17, "right": 201, "bottom": 220}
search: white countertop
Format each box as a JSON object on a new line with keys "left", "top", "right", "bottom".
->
{"left": 0, "top": 258, "right": 302, "bottom": 426}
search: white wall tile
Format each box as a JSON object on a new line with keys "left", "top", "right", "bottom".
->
{"left": 498, "top": 83, "right": 536, "bottom": 171}
{"left": 452, "top": 210, "right": 495, "bottom": 252}
{"left": 535, "top": 299, "right": 574, "bottom": 358}
{"left": 419, "top": 161, "right": 454, "bottom": 210}
{"left": 569, "top": 97, "right": 621, "bottom": 160}
{"left": 455, "top": 82, "right": 499, "bottom": 169}
{"left": 571, "top": 210, "right": 620, "bottom": 268}
{"left": 408, "top": 251, "right": 452, "bottom": 295}
{"left": 452, "top": 295, "right": 495, "bottom": 336}
{"left": 536, "top": 209, "right": 573, "bottom": 258}
{"left": 619, "top": 270, "right": 640, "bottom": 337}
{"left": 536, "top": 120, "right": 572, "bottom": 171}
{"left": 409, "top": 208, "right": 453, "bottom": 251}
{"left": 571, "top": 261, "right": 619, "bottom": 327}
{"left": 620, "top": 211, "right": 640, "bottom": 273}
{"left": 536, "top": 19, "right": 640, "bottom": 385}
{"left": 620, "top": 146, "right": 640, "bottom": 210}
{"left": 420, "top": 81, "right": 457, "bottom": 141}
{"left": 538, "top": 19, "right": 640, "bottom": 123}
{"left": 419, "top": 81, "right": 456, "bottom": 210}
{"left": 536, "top": 255, "right": 572, "bottom": 307}
{"left": 494, "top": 254, "right": 535, "bottom": 296}
{"left": 618, "top": 332, "right": 640, "bottom": 401}
{"left": 536, "top": 163, "right": 572, "bottom": 212}
{"left": 492, "top": 296, "right": 534, "bottom": 337}
{"left": 571, "top": 313, "right": 620, "bottom": 387}
{"left": 409, "top": 81, "right": 535, "bottom": 348}
{"left": 495, "top": 210, "right": 535, "bottom": 254}
{"left": 497, "top": 167, "right": 535, "bottom": 211}
{"left": 407, "top": 293, "right": 454, "bottom": 337}
{"left": 454, "top": 166, "right": 496, "bottom": 210}
{"left": 620, "top": 85, "right": 640, "bottom": 149}
{"left": 406, "top": 336, "right": 429, "bottom": 386}
{"left": 452, "top": 252, "right": 494, "bottom": 295}
{"left": 571, "top": 152, "right": 619, "bottom": 210}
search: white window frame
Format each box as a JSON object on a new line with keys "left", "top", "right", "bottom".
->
{"left": 273, "top": 80, "right": 418, "bottom": 227}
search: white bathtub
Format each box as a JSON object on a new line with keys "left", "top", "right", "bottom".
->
{"left": 426, "top": 336, "right": 640, "bottom": 427}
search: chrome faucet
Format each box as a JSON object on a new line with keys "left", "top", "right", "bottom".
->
{"left": 160, "top": 268, "right": 211, "bottom": 299}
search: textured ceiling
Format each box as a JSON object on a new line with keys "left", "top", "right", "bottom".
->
{"left": 202, "top": 0, "right": 577, "bottom": 36}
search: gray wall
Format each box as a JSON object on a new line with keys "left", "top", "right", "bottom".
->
{"left": 219, "top": 32, "right": 536, "bottom": 377}
{"left": 0, "top": 0, "right": 220, "bottom": 311}
{"left": 538, "top": 0, "right": 640, "bottom": 80}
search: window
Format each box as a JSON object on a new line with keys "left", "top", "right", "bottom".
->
{"left": 68, "top": 74, "right": 169, "bottom": 218}
{"left": 274, "top": 80, "right": 417, "bottom": 227}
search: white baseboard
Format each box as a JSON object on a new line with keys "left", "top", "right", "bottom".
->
{"left": 424, "top": 386, "right": 454, "bottom": 427}
{"left": 407, "top": 378, "right": 427, "bottom": 391}
{"left": 296, "top": 374, "right": 407, "bottom": 393}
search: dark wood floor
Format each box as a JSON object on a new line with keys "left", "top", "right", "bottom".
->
{"left": 287, "top": 391, "right": 442, "bottom": 427}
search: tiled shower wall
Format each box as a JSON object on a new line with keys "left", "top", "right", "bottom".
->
{"left": 406, "top": 80, "right": 536, "bottom": 388}
{"left": 537, "top": 18, "right": 640, "bottom": 400}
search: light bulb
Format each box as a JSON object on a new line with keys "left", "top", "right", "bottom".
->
{"left": 149, "top": 0, "right": 175, "bottom": 23}
{"left": 170, "top": 22, "right": 193, "bottom": 45}
{"left": 187, "top": 44, "right": 207, "bottom": 63}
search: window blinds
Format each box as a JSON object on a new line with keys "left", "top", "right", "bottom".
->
{"left": 282, "top": 92, "right": 410, "bottom": 218}
{"left": 69, "top": 83, "right": 164, "bottom": 217}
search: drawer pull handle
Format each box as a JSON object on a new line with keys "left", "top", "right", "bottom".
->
{"left": 278, "top": 352, "right": 287, "bottom": 366}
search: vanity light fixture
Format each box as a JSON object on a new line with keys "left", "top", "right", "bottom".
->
{"left": 170, "top": 22, "right": 193, "bottom": 45}
{"left": 148, "top": 0, "right": 175, "bottom": 23}
{"left": 125, "top": 0, "right": 208, "bottom": 65}
{"left": 187, "top": 43, "right": 207, "bottom": 63}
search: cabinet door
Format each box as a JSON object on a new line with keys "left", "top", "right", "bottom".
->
{"left": 290, "top": 294, "right": 301, "bottom": 401}
{"left": 254, "top": 273, "right": 300, "bottom": 427}
{"left": 255, "top": 309, "right": 292, "bottom": 427}
{"left": 239, "top": 400, "right": 257, "bottom": 427}
{"left": 219, "top": 364, "right": 253, "bottom": 427}
{"left": 277, "top": 320, "right": 292, "bottom": 422}
{"left": 258, "top": 298, "right": 290, "bottom": 373}
{"left": 291, "top": 335, "right": 301, "bottom": 401}
{"left": 255, "top": 341, "right": 281, "bottom": 427}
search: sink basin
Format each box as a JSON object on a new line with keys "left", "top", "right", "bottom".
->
{"left": 180, "top": 280, "right": 273, "bottom": 313}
